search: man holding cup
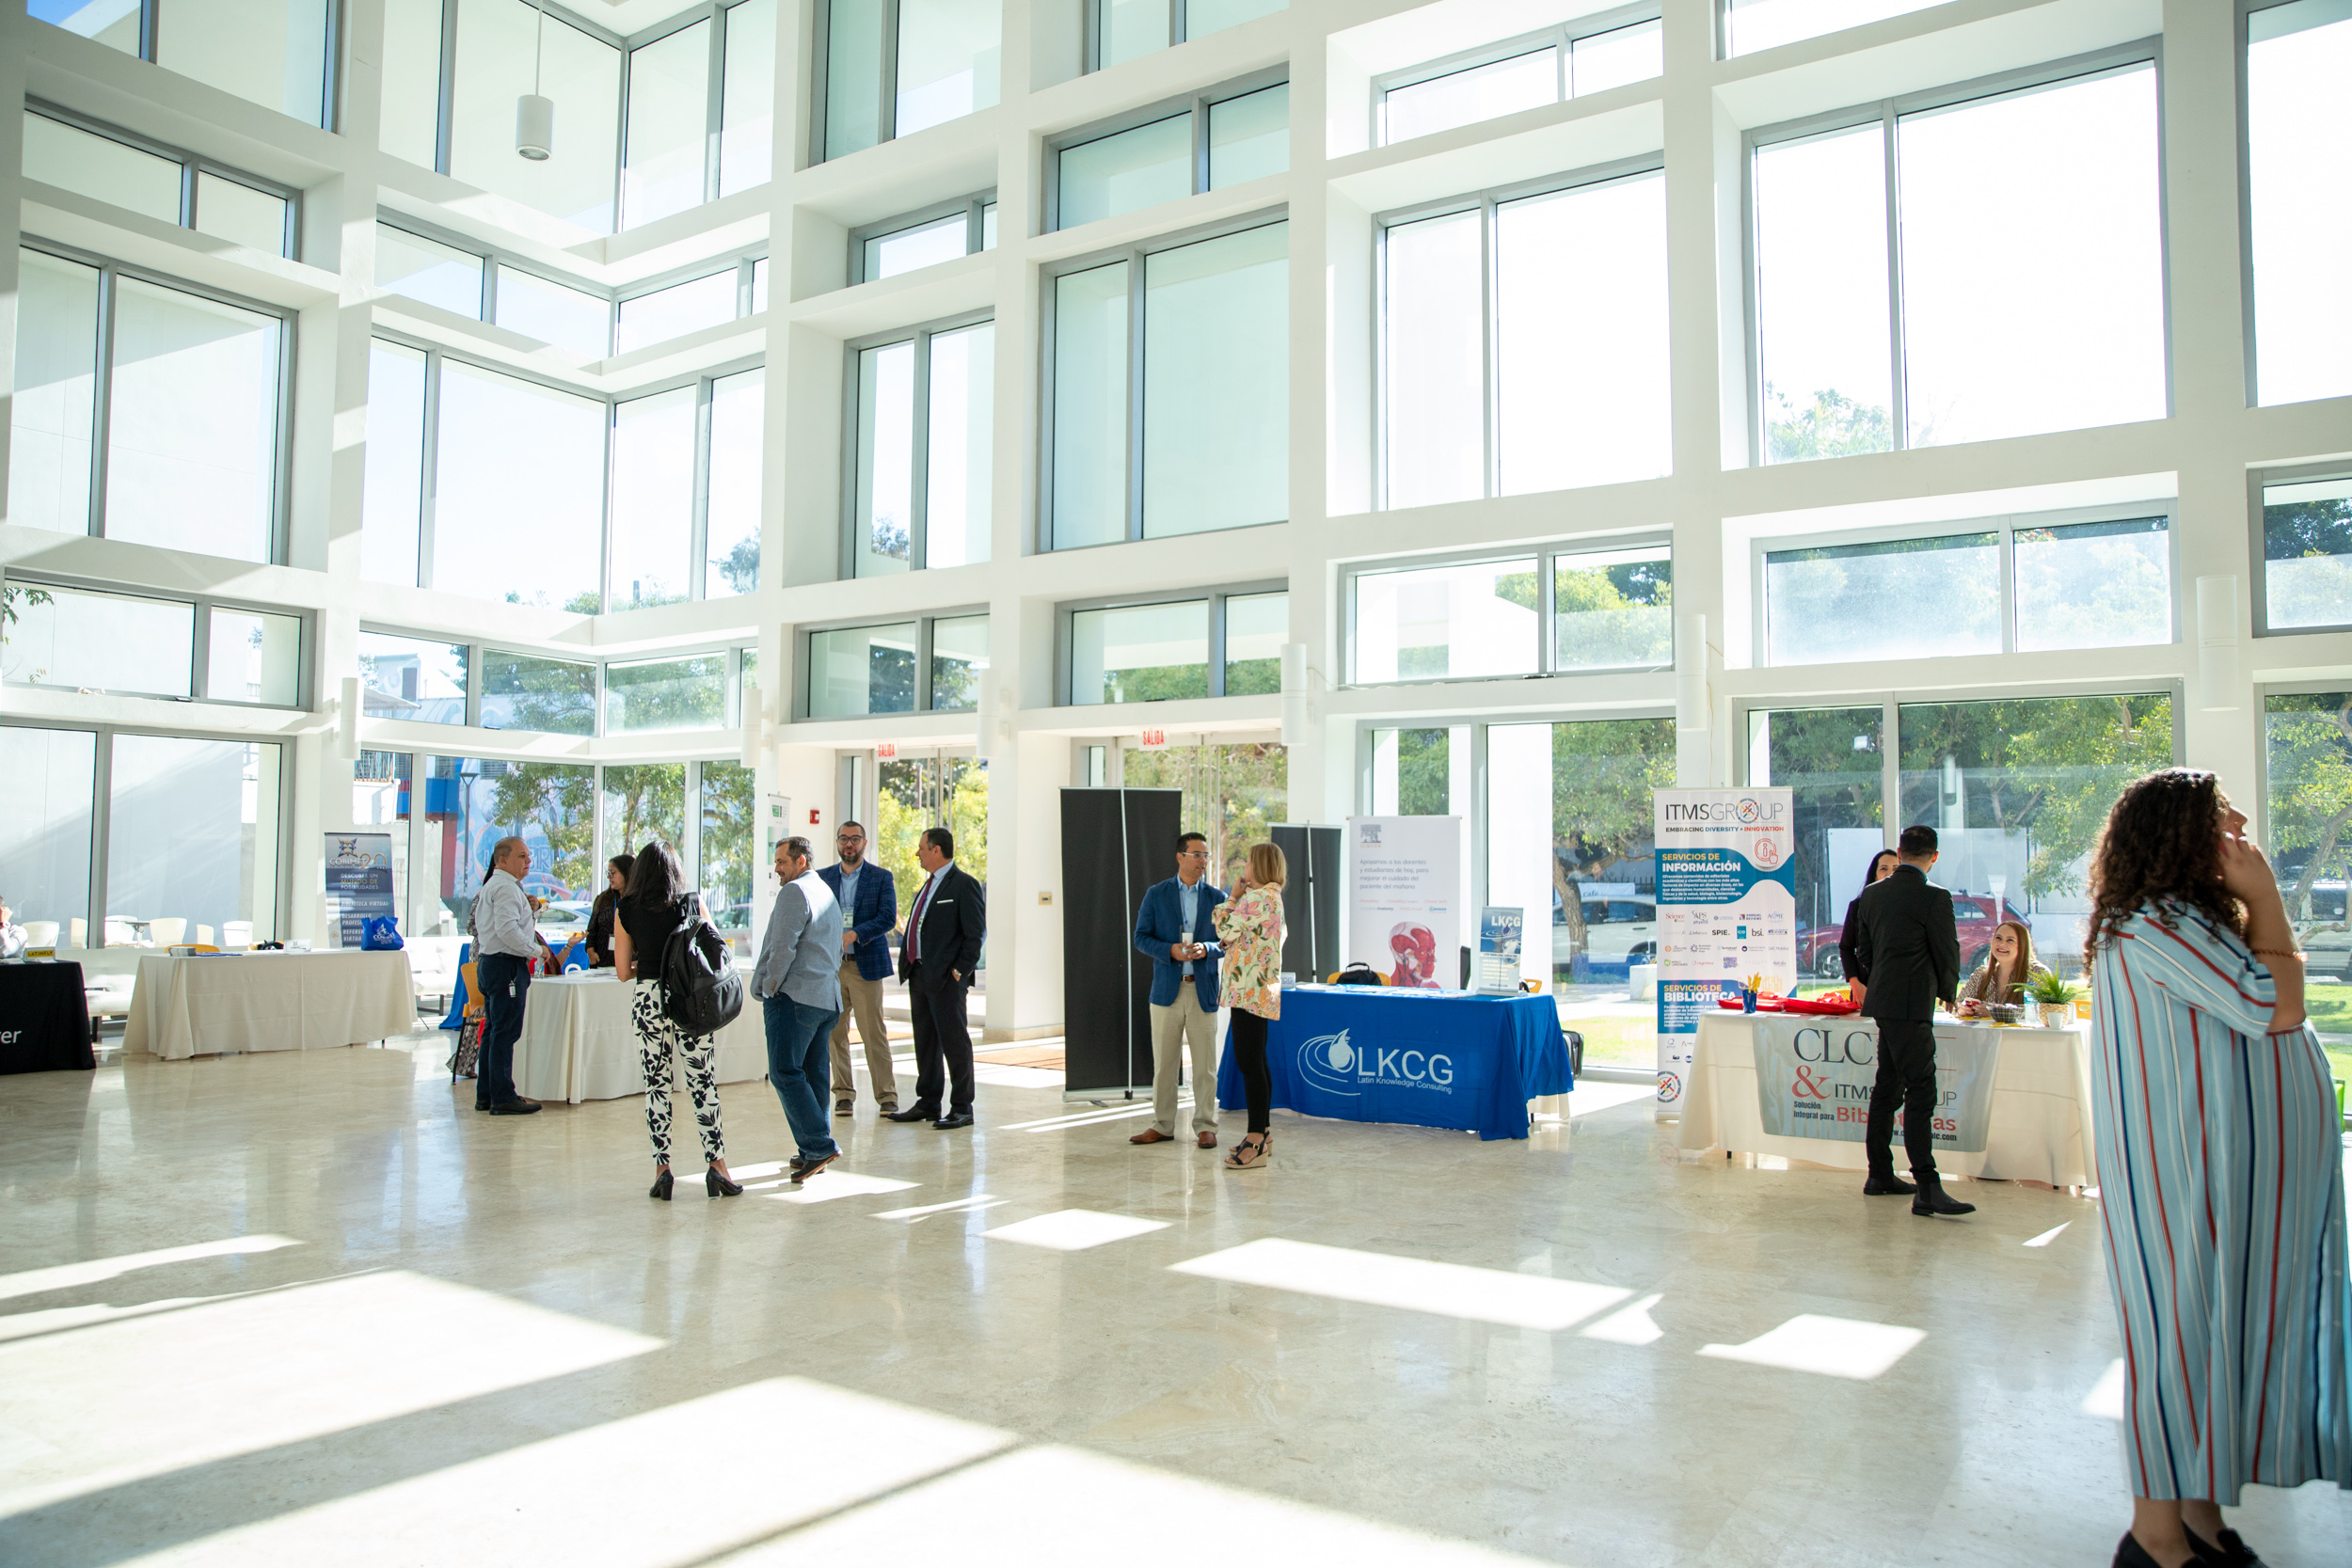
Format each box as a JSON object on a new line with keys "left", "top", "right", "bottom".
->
{"left": 1130, "top": 832, "right": 1227, "bottom": 1148}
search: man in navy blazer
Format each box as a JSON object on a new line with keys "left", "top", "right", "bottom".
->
{"left": 1130, "top": 832, "right": 1227, "bottom": 1148}
{"left": 818, "top": 820, "right": 899, "bottom": 1117}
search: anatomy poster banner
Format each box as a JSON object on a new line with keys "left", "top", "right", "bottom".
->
{"left": 1345, "top": 816, "right": 1462, "bottom": 990}
{"left": 1652, "top": 789, "right": 1795, "bottom": 1111}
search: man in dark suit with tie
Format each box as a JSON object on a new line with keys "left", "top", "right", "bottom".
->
{"left": 1849, "top": 823, "right": 1974, "bottom": 1217}
{"left": 886, "top": 827, "right": 988, "bottom": 1130}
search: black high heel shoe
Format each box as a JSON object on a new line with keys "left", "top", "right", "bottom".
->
{"left": 649, "top": 1166, "right": 674, "bottom": 1201}
{"left": 706, "top": 1166, "right": 742, "bottom": 1197}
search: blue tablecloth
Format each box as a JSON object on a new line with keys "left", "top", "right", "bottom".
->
{"left": 1215, "top": 988, "right": 1572, "bottom": 1141}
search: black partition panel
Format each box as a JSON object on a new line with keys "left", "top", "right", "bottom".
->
{"left": 1271, "top": 823, "right": 1342, "bottom": 980}
{"left": 1060, "top": 787, "right": 1182, "bottom": 1100}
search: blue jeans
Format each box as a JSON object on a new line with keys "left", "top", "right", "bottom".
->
{"left": 475, "top": 953, "right": 529, "bottom": 1107}
{"left": 762, "top": 992, "right": 840, "bottom": 1160}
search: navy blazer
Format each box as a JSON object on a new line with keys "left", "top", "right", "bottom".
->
{"left": 818, "top": 860, "right": 899, "bottom": 982}
{"left": 1134, "top": 875, "right": 1225, "bottom": 1010}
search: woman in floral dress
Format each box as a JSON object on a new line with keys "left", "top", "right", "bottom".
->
{"left": 1214, "top": 841, "right": 1286, "bottom": 1170}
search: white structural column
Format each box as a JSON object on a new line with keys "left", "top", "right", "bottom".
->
{"left": 1662, "top": 0, "right": 1725, "bottom": 790}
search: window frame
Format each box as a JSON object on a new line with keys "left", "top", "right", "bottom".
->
{"left": 840, "top": 308, "right": 996, "bottom": 578}
{"left": 1055, "top": 578, "right": 1286, "bottom": 706}
{"left": 796, "top": 607, "right": 991, "bottom": 721}
{"left": 2249, "top": 459, "right": 2352, "bottom": 638}
{"left": 809, "top": 0, "right": 1005, "bottom": 163}
{"left": 358, "top": 626, "right": 754, "bottom": 734}
{"left": 1750, "top": 502, "right": 2182, "bottom": 668}
{"left": 39, "top": 0, "right": 341, "bottom": 129}
{"left": 1341, "top": 536, "right": 1673, "bottom": 688}
{"left": 24, "top": 102, "right": 303, "bottom": 261}
{"left": 1044, "top": 67, "right": 1288, "bottom": 232}
{"left": 1370, "top": 3, "right": 1661, "bottom": 147}
{"left": 1373, "top": 155, "right": 1665, "bottom": 513}
{"left": 1038, "top": 206, "right": 1289, "bottom": 554}
{"left": 849, "top": 191, "right": 998, "bottom": 284}
{"left": 366, "top": 326, "right": 762, "bottom": 606}
{"left": 1, "top": 573, "right": 313, "bottom": 709}
{"left": 19, "top": 236, "right": 297, "bottom": 564}
{"left": 0, "top": 714, "right": 294, "bottom": 949}
{"left": 1082, "top": 0, "right": 1283, "bottom": 72}
{"left": 2235, "top": 0, "right": 2344, "bottom": 409}
{"left": 1740, "top": 40, "right": 2173, "bottom": 469}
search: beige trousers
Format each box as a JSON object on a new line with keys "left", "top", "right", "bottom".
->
{"left": 828, "top": 961, "right": 898, "bottom": 1105}
{"left": 1150, "top": 986, "right": 1221, "bottom": 1135}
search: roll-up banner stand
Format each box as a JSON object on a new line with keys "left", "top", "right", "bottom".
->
{"left": 1652, "top": 788, "right": 1795, "bottom": 1114}
{"left": 325, "top": 832, "right": 396, "bottom": 948}
{"left": 1345, "top": 816, "right": 1462, "bottom": 989}
{"left": 1059, "top": 787, "right": 1182, "bottom": 1101}
{"left": 1270, "top": 822, "right": 1342, "bottom": 982}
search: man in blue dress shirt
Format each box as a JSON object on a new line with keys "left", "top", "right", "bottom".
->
{"left": 1130, "top": 832, "right": 1227, "bottom": 1148}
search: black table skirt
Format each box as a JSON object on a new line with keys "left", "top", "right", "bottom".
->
{"left": 0, "top": 962, "right": 97, "bottom": 1073}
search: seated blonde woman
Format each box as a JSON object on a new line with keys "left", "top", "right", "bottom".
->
{"left": 1956, "top": 920, "right": 2052, "bottom": 1016}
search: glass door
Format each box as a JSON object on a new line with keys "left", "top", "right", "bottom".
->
{"left": 878, "top": 746, "right": 989, "bottom": 983}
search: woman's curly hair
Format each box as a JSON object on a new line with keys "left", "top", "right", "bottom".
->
{"left": 2083, "top": 768, "right": 2244, "bottom": 970}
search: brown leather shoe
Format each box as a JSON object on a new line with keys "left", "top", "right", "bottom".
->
{"left": 1197, "top": 1130, "right": 1218, "bottom": 1148}
{"left": 1130, "top": 1127, "right": 1175, "bottom": 1144}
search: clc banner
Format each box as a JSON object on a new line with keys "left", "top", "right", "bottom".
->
{"left": 1653, "top": 788, "right": 1795, "bottom": 1111}
{"left": 1345, "top": 816, "right": 1462, "bottom": 989}
{"left": 1748, "top": 1015, "right": 2000, "bottom": 1153}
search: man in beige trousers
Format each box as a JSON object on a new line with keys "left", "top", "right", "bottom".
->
{"left": 1129, "top": 832, "right": 1227, "bottom": 1148}
{"left": 817, "top": 822, "right": 898, "bottom": 1117}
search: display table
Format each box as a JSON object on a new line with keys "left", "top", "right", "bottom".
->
{"left": 125, "top": 951, "right": 418, "bottom": 1061}
{"left": 0, "top": 962, "right": 96, "bottom": 1073}
{"left": 1675, "top": 1013, "right": 2096, "bottom": 1185}
{"left": 514, "top": 972, "right": 771, "bottom": 1104}
{"left": 1214, "top": 987, "right": 1572, "bottom": 1141}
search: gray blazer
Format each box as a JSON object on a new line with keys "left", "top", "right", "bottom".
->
{"left": 755, "top": 870, "right": 844, "bottom": 1010}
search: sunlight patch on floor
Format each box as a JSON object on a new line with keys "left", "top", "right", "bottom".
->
{"left": 1170, "top": 1238, "right": 1633, "bottom": 1331}
{"left": 0, "top": 1235, "right": 299, "bottom": 1304}
{"left": 1696, "top": 1314, "right": 1925, "bottom": 1381}
{"left": 983, "top": 1210, "right": 1169, "bottom": 1251}
{"left": 2082, "top": 1357, "right": 2126, "bottom": 1419}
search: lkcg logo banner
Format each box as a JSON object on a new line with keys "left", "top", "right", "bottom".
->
{"left": 1296, "top": 1029, "right": 1454, "bottom": 1097}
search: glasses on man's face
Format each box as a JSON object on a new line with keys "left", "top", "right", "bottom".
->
{"left": 838, "top": 835, "right": 865, "bottom": 846}
{"left": 1178, "top": 850, "right": 1209, "bottom": 861}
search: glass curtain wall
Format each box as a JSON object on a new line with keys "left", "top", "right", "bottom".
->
{"left": 1092, "top": 0, "right": 1283, "bottom": 70}
{"left": 31, "top": 0, "right": 334, "bottom": 124}
{"left": 2265, "top": 693, "right": 2352, "bottom": 977}
{"left": 2247, "top": 0, "right": 2352, "bottom": 406}
{"left": 1753, "top": 61, "right": 2166, "bottom": 462}
{"left": 1055, "top": 83, "right": 1286, "bottom": 229}
{"left": 623, "top": 18, "right": 712, "bottom": 229}
{"left": 874, "top": 750, "right": 989, "bottom": 974}
{"left": 432, "top": 756, "right": 596, "bottom": 928}
{"left": 851, "top": 320, "right": 994, "bottom": 576}
{"left": 1746, "top": 706, "right": 1885, "bottom": 976}
{"left": 2262, "top": 476, "right": 2352, "bottom": 631}
{"left": 22, "top": 112, "right": 293, "bottom": 258}
{"left": 1052, "top": 221, "right": 1288, "bottom": 549}
{"left": 105, "top": 735, "right": 282, "bottom": 947}
{"left": 822, "top": 0, "right": 1002, "bottom": 159}
{"left": 353, "top": 750, "right": 422, "bottom": 940}
{"left": 0, "top": 725, "right": 98, "bottom": 943}
{"left": 707, "top": 368, "right": 766, "bottom": 595}
{"left": 1724, "top": 0, "right": 1945, "bottom": 55}
{"left": 605, "top": 656, "right": 726, "bottom": 732}
{"left": 1380, "top": 18, "right": 1661, "bottom": 146}
{"left": 1383, "top": 169, "right": 1669, "bottom": 509}
{"left": 699, "top": 762, "right": 757, "bottom": 930}
{"left": 1121, "top": 741, "right": 1287, "bottom": 886}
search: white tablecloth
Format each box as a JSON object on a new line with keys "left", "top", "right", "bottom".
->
{"left": 1675, "top": 1013, "right": 2098, "bottom": 1186}
{"left": 515, "top": 973, "right": 771, "bottom": 1104}
{"left": 125, "top": 951, "right": 417, "bottom": 1060}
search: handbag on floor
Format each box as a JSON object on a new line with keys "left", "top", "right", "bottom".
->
{"left": 448, "top": 1017, "right": 482, "bottom": 1081}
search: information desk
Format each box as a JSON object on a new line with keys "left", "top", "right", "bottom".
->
{"left": 125, "top": 951, "right": 417, "bottom": 1061}
{"left": 1214, "top": 987, "right": 1572, "bottom": 1141}
{"left": 515, "top": 972, "right": 770, "bottom": 1105}
{"left": 1674, "top": 1013, "right": 2096, "bottom": 1186}
{"left": 0, "top": 962, "right": 96, "bottom": 1074}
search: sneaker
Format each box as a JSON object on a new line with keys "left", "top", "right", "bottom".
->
{"left": 834, "top": 1098, "right": 854, "bottom": 1117}
{"left": 792, "top": 1151, "right": 839, "bottom": 1184}
{"left": 878, "top": 1101, "right": 898, "bottom": 1117}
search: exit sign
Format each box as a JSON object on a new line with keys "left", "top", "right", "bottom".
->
{"left": 876, "top": 741, "right": 898, "bottom": 760}
{"left": 1138, "top": 728, "right": 1169, "bottom": 751}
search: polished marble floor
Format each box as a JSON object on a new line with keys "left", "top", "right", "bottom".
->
{"left": 3, "top": 1034, "right": 2347, "bottom": 1567}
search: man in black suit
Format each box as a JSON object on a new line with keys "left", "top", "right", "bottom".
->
{"left": 886, "top": 827, "right": 988, "bottom": 1130}
{"left": 1849, "top": 824, "right": 1974, "bottom": 1217}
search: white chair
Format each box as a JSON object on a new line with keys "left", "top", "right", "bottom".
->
{"left": 70, "top": 918, "right": 87, "bottom": 948}
{"left": 103, "top": 918, "right": 140, "bottom": 946}
{"left": 223, "top": 921, "right": 254, "bottom": 949}
{"left": 24, "top": 921, "right": 58, "bottom": 948}
{"left": 196, "top": 924, "right": 215, "bottom": 945}
{"left": 149, "top": 918, "right": 188, "bottom": 946}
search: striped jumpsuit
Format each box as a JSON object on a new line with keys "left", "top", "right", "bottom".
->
{"left": 2089, "top": 899, "right": 2349, "bottom": 1503}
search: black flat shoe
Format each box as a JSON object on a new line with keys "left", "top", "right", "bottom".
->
{"left": 649, "top": 1167, "right": 673, "bottom": 1201}
{"left": 933, "top": 1112, "right": 975, "bottom": 1130}
{"left": 1862, "top": 1173, "right": 1916, "bottom": 1196}
{"left": 706, "top": 1166, "right": 742, "bottom": 1197}
{"left": 792, "top": 1151, "right": 838, "bottom": 1183}
{"left": 2186, "top": 1525, "right": 2265, "bottom": 1567}
{"left": 885, "top": 1106, "right": 938, "bottom": 1123}
{"left": 2113, "top": 1534, "right": 2160, "bottom": 1568}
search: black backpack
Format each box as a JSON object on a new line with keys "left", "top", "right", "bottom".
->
{"left": 1329, "top": 961, "right": 1383, "bottom": 986}
{"left": 659, "top": 891, "right": 744, "bottom": 1036}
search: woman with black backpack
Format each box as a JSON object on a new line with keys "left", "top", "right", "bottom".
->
{"left": 612, "top": 841, "right": 742, "bottom": 1200}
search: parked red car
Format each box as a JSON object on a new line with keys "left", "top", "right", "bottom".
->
{"left": 1798, "top": 893, "right": 2032, "bottom": 980}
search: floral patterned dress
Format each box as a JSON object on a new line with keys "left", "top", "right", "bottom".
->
{"left": 1214, "top": 884, "right": 1283, "bottom": 1021}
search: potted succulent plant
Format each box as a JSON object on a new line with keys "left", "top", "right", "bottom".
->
{"left": 2025, "top": 970, "right": 2085, "bottom": 1029}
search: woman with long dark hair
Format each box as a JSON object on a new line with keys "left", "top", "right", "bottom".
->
{"left": 585, "top": 853, "right": 633, "bottom": 969}
{"left": 2083, "top": 768, "right": 2347, "bottom": 1568}
{"left": 1836, "top": 847, "right": 1900, "bottom": 1005}
{"left": 612, "top": 842, "right": 739, "bottom": 1201}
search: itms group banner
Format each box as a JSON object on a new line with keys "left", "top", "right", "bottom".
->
{"left": 325, "top": 832, "right": 396, "bottom": 949}
{"left": 1652, "top": 789, "right": 1795, "bottom": 1111}
{"left": 1748, "top": 1015, "right": 2000, "bottom": 1154}
{"left": 1345, "top": 816, "right": 1462, "bottom": 990}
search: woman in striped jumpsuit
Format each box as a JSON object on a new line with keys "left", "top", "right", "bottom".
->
{"left": 2084, "top": 768, "right": 2348, "bottom": 1568}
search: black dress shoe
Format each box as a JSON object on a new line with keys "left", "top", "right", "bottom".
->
{"left": 2113, "top": 1533, "right": 2163, "bottom": 1568}
{"left": 488, "top": 1099, "right": 542, "bottom": 1116}
{"left": 886, "top": 1105, "right": 938, "bottom": 1123}
{"left": 1912, "top": 1176, "right": 1975, "bottom": 1216}
{"left": 1862, "top": 1172, "right": 1916, "bottom": 1196}
{"left": 2186, "top": 1525, "right": 2266, "bottom": 1567}
{"left": 933, "top": 1112, "right": 975, "bottom": 1130}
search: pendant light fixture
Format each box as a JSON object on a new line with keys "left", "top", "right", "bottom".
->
{"left": 516, "top": 4, "right": 553, "bottom": 161}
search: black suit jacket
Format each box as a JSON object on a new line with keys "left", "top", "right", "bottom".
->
{"left": 898, "top": 863, "right": 986, "bottom": 993}
{"left": 1850, "top": 864, "right": 1960, "bottom": 1022}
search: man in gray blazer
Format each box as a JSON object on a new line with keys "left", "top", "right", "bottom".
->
{"left": 756, "top": 836, "right": 846, "bottom": 1182}
{"left": 1850, "top": 823, "right": 1973, "bottom": 1217}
